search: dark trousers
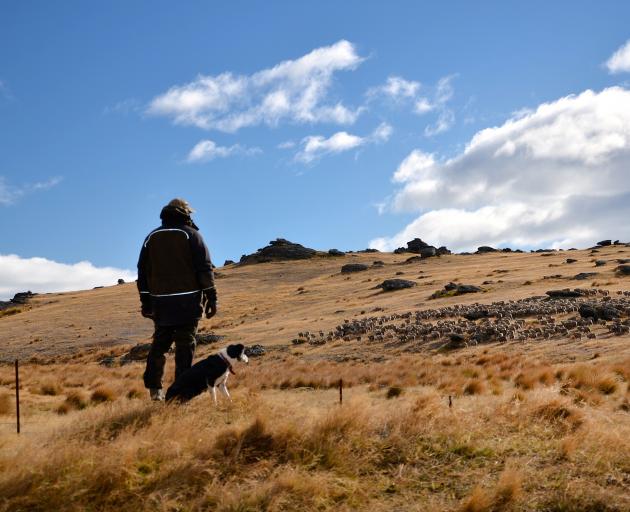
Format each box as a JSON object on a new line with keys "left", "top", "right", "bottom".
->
{"left": 143, "top": 323, "right": 197, "bottom": 389}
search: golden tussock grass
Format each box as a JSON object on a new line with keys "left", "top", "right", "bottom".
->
{"left": 0, "top": 394, "right": 11, "bottom": 415}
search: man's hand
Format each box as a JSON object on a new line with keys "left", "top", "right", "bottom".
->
{"left": 205, "top": 301, "right": 217, "bottom": 319}
{"left": 140, "top": 294, "right": 153, "bottom": 319}
{"left": 203, "top": 288, "right": 217, "bottom": 319}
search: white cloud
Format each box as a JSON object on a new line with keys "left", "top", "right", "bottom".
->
{"left": 295, "top": 122, "right": 392, "bottom": 163}
{"left": 606, "top": 39, "right": 630, "bottom": 74}
{"left": 371, "top": 87, "right": 630, "bottom": 251}
{"left": 414, "top": 97, "right": 433, "bottom": 114}
{"left": 0, "top": 176, "right": 62, "bottom": 206}
{"left": 0, "top": 254, "right": 136, "bottom": 301}
{"left": 424, "top": 109, "right": 455, "bottom": 136}
{"left": 148, "top": 40, "right": 364, "bottom": 132}
{"left": 186, "top": 139, "right": 261, "bottom": 162}
{"left": 367, "top": 76, "right": 421, "bottom": 101}
{"left": 277, "top": 140, "right": 296, "bottom": 149}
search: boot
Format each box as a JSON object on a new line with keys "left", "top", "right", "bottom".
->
{"left": 149, "top": 388, "right": 164, "bottom": 401}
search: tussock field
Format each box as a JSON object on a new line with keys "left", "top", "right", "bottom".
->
{"left": 1, "top": 246, "right": 630, "bottom": 510}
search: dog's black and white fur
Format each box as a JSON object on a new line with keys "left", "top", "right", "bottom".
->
{"left": 165, "top": 344, "right": 248, "bottom": 404}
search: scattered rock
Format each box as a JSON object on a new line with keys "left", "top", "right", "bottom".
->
{"left": 404, "top": 256, "right": 424, "bottom": 264}
{"left": 378, "top": 279, "right": 416, "bottom": 291}
{"left": 117, "top": 279, "right": 125, "bottom": 285}
{"left": 443, "top": 333, "right": 467, "bottom": 350}
{"left": 239, "top": 238, "right": 319, "bottom": 264}
{"left": 566, "top": 258, "right": 578, "bottom": 264}
{"left": 195, "top": 332, "right": 225, "bottom": 345}
{"left": 476, "top": 246, "right": 498, "bottom": 254}
{"left": 341, "top": 263, "right": 369, "bottom": 273}
{"left": 372, "top": 260, "right": 385, "bottom": 267}
{"left": 419, "top": 246, "right": 437, "bottom": 258}
{"left": 357, "top": 248, "right": 379, "bottom": 253}
{"left": 616, "top": 259, "right": 630, "bottom": 264}
{"left": 594, "top": 260, "right": 607, "bottom": 267}
{"left": 597, "top": 240, "right": 612, "bottom": 247}
{"left": 245, "top": 344, "right": 266, "bottom": 357}
{"left": 328, "top": 249, "right": 345, "bottom": 257}
{"left": 223, "top": 260, "right": 235, "bottom": 266}
{"left": 122, "top": 343, "right": 152, "bottom": 362}
{"left": 574, "top": 272, "right": 598, "bottom": 280}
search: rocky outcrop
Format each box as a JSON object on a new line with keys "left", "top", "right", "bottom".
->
{"left": 328, "top": 249, "right": 345, "bottom": 257}
{"left": 476, "top": 246, "right": 498, "bottom": 254}
{"left": 378, "top": 279, "right": 416, "bottom": 291}
{"left": 0, "top": 291, "right": 36, "bottom": 312}
{"left": 398, "top": 238, "right": 449, "bottom": 258}
{"left": 121, "top": 343, "right": 152, "bottom": 363}
{"left": 597, "top": 239, "right": 612, "bottom": 247}
{"left": 239, "top": 239, "right": 319, "bottom": 264}
{"left": 223, "top": 260, "right": 235, "bottom": 266}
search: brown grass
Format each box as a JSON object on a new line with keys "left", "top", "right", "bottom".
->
{"left": 90, "top": 386, "right": 117, "bottom": 403}
{"left": 0, "top": 394, "right": 11, "bottom": 415}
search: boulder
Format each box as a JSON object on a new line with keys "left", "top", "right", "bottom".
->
{"left": 437, "top": 246, "right": 451, "bottom": 255}
{"left": 98, "top": 356, "right": 118, "bottom": 367}
{"left": 378, "top": 279, "right": 416, "bottom": 291}
{"left": 223, "top": 260, "right": 235, "bottom": 266}
{"left": 372, "top": 260, "right": 385, "bottom": 267}
{"left": 328, "top": 249, "right": 345, "bottom": 257}
{"left": 406, "top": 238, "right": 431, "bottom": 252}
{"left": 443, "top": 333, "right": 467, "bottom": 349}
{"left": 476, "top": 246, "right": 497, "bottom": 253}
{"left": 393, "top": 247, "right": 407, "bottom": 254}
{"left": 597, "top": 240, "right": 612, "bottom": 247}
{"left": 594, "top": 260, "right": 607, "bottom": 267}
{"left": 245, "top": 344, "right": 266, "bottom": 357}
{"left": 117, "top": 278, "right": 125, "bottom": 285}
{"left": 616, "top": 259, "right": 630, "bottom": 264}
{"left": 419, "top": 246, "right": 437, "bottom": 258}
{"left": 565, "top": 258, "right": 578, "bottom": 264}
{"left": 616, "top": 265, "right": 630, "bottom": 276}
{"left": 404, "top": 255, "right": 423, "bottom": 264}
{"left": 195, "top": 332, "right": 225, "bottom": 345}
{"left": 341, "top": 263, "right": 369, "bottom": 273}
{"left": 239, "top": 239, "right": 319, "bottom": 264}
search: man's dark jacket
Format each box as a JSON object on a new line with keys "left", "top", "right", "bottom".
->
{"left": 137, "top": 206, "right": 215, "bottom": 326}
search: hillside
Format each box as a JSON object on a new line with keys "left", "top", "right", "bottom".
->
{"left": 0, "top": 245, "right": 629, "bottom": 511}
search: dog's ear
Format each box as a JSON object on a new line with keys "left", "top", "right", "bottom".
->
{"left": 226, "top": 344, "right": 244, "bottom": 359}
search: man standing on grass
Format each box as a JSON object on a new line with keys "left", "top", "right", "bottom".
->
{"left": 137, "top": 198, "right": 217, "bottom": 401}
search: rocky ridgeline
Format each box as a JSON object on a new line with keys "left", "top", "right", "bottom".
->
{"left": 394, "top": 238, "right": 450, "bottom": 258}
{"left": 291, "top": 289, "right": 630, "bottom": 349}
{"left": 0, "top": 291, "right": 36, "bottom": 311}
{"left": 239, "top": 239, "right": 320, "bottom": 264}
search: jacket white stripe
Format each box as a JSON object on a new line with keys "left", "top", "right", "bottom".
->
{"left": 144, "top": 228, "right": 190, "bottom": 248}
{"left": 150, "top": 290, "right": 201, "bottom": 297}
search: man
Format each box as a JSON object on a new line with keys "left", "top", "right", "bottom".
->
{"left": 137, "top": 198, "right": 217, "bottom": 401}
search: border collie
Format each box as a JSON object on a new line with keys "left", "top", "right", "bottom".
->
{"left": 165, "top": 344, "right": 248, "bottom": 404}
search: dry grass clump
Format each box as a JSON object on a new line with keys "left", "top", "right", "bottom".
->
{"left": 463, "top": 379, "right": 485, "bottom": 395}
{"left": 386, "top": 385, "right": 403, "bottom": 399}
{"left": 90, "top": 386, "right": 117, "bottom": 403}
{"left": 56, "top": 390, "right": 88, "bottom": 414}
{"left": 37, "top": 379, "right": 63, "bottom": 396}
{"left": 460, "top": 467, "right": 522, "bottom": 512}
{"left": 532, "top": 399, "right": 583, "bottom": 432}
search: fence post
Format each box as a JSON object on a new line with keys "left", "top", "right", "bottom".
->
{"left": 15, "top": 360, "right": 20, "bottom": 434}
{"left": 339, "top": 378, "right": 343, "bottom": 405}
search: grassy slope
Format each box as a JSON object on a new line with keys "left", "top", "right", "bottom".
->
{"left": 0, "top": 246, "right": 629, "bottom": 511}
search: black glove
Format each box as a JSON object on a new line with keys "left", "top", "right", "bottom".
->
{"left": 140, "top": 294, "right": 153, "bottom": 319}
{"left": 203, "top": 288, "right": 217, "bottom": 319}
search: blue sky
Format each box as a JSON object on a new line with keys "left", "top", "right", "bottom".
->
{"left": 2, "top": 1, "right": 630, "bottom": 298}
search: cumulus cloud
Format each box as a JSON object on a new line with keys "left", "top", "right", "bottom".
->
{"left": 187, "top": 139, "right": 261, "bottom": 162}
{"left": 0, "top": 176, "right": 62, "bottom": 206}
{"left": 148, "top": 40, "right": 364, "bottom": 132}
{"left": 606, "top": 39, "right": 630, "bottom": 74}
{"left": 0, "top": 254, "right": 137, "bottom": 301}
{"left": 295, "top": 122, "right": 393, "bottom": 163}
{"left": 371, "top": 87, "right": 630, "bottom": 252}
